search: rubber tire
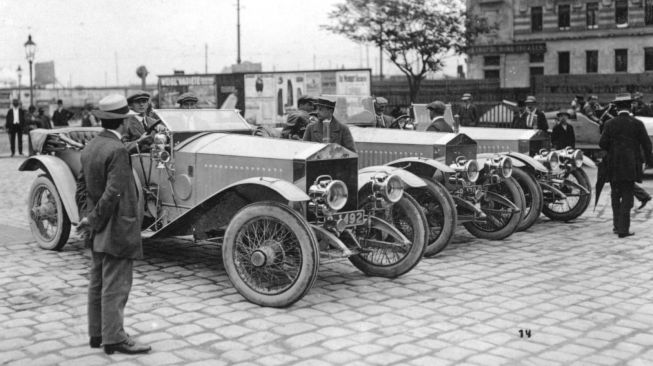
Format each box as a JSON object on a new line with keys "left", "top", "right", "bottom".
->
{"left": 222, "top": 201, "right": 319, "bottom": 308}
{"left": 349, "top": 193, "right": 427, "bottom": 278}
{"left": 463, "top": 177, "right": 525, "bottom": 240}
{"left": 407, "top": 179, "right": 457, "bottom": 257}
{"left": 542, "top": 168, "right": 592, "bottom": 222}
{"left": 28, "top": 175, "right": 71, "bottom": 251}
{"left": 512, "top": 168, "right": 544, "bottom": 232}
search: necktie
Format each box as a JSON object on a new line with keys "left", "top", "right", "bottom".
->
{"left": 14, "top": 109, "right": 19, "bottom": 124}
{"left": 527, "top": 113, "right": 533, "bottom": 128}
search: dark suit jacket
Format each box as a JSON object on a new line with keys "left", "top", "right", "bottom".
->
{"left": 282, "top": 110, "right": 312, "bottom": 139}
{"left": 459, "top": 104, "right": 478, "bottom": 126}
{"left": 303, "top": 117, "right": 356, "bottom": 152}
{"left": 525, "top": 109, "right": 549, "bottom": 132}
{"left": 79, "top": 130, "right": 143, "bottom": 259}
{"left": 52, "top": 108, "right": 73, "bottom": 127}
{"left": 599, "top": 112, "right": 653, "bottom": 183}
{"left": 123, "top": 114, "right": 157, "bottom": 153}
{"left": 512, "top": 111, "right": 528, "bottom": 129}
{"left": 551, "top": 123, "right": 575, "bottom": 149}
{"left": 375, "top": 114, "right": 393, "bottom": 128}
{"left": 426, "top": 117, "right": 453, "bottom": 133}
{"left": 5, "top": 108, "right": 26, "bottom": 133}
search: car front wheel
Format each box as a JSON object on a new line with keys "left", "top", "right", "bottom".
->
{"left": 28, "top": 175, "right": 71, "bottom": 251}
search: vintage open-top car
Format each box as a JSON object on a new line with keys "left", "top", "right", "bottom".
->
{"left": 21, "top": 109, "right": 429, "bottom": 308}
{"left": 331, "top": 96, "right": 525, "bottom": 255}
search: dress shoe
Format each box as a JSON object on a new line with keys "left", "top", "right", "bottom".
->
{"left": 104, "top": 340, "right": 151, "bottom": 355}
{"left": 638, "top": 197, "right": 651, "bottom": 210}
{"left": 89, "top": 336, "right": 102, "bottom": 348}
{"left": 618, "top": 232, "right": 635, "bottom": 238}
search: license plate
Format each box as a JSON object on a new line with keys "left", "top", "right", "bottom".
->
{"left": 331, "top": 210, "right": 366, "bottom": 227}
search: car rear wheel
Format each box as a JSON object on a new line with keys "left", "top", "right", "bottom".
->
{"left": 463, "top": 177, "right": 524, "bottom": 240}
{"left": 542, "top": 169, "right": 592, "bottom": 222}
{"left": 28, "top": 175, "right": 71, "bottom": 251}
{"left": 407, "top": 179, "right": 457, "bottom": 257}
{"left": 222, "top": 201, "right": 319, "bottom": 308}
{"left": 349, "top": 193, "right": 427, "bottom": 278}
{"left": 512, "top": 167, "right": 544, "bottom": 232}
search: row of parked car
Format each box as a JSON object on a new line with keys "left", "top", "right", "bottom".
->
{"left": 20, "top": 96, "right": 594, "bottom": 308}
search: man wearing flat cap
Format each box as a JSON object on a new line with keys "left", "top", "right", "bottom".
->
{"left": 282, "top": 95, "right": 317, "bottom": 140}
{"left": 303, "top": 96, "right": 356, "bottom": 152}
{"left": 458, "top": 93, "right": 478, "bottom": 127}
{"left": 373, "top": 97, "right": 393, "bottom": 128}
{"left": 551, "top": 109, "right": 575, "bottom": 149}
{"left": 177, "top": 92, "right": 199, "bottom": 109}
{"left": 425, "top": 101, "right": 453, "bottom": 132}
{"left": 599, "top": 93, "right": 653, "bottom": 238}
{"left": 524, "top": 96, "right": 549, "bottom": 133}
{"left": 75, "top": 94, "right": 151, "bottom": 355}
{"left": 123, "top": 90, "right": 156, "bottom": 153}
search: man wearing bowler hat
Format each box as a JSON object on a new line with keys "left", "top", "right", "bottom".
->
{"left": 176, "top": 92, "right": 199, "bottom": 109}
{"left": 551, "top": 109, "right": 576, "bottom": 149}
{"left": 373, "top": 96, "right": 393, "bottom": 128}
{"left": 425, "top": 100, "right": 453, "bottom": 132}
{"left": 303, "top": 96, "right": 356, "bottom": 152}
{"left": 599, "top": 93, "right": 652, "bottom": 237}
{"left": 459, "top": 93, "right": 478, "bottom": 127}
{"left": 75, "top": 94, "right": 151, "bottom": 355}
{"left": 524, "top": 96, "right": 549, "bottom": 133}
{"left": 123, "top": 90, "right": 156, "bottom": 153}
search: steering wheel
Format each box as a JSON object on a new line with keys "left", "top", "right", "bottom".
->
{"left": 146, "top": 119, "right": 165, "bottom": 134}
{"left": 389, "top": 115, "right": 412, "bottom": 129}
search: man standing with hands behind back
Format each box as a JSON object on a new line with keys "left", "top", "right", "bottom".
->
{"left": 599, "top": 93, "right": 652, "bottom": 238}
{"left": 76, "top": 94, "right": 151, "bottom": 355}
{"left": 5, "top": 98, "right": 25, "bottom": 156}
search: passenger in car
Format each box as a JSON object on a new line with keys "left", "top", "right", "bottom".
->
{"left": 373, "top": 96, "right": 393, "bottom": 128}
{"left": 551, "top": 109, "right": 575, "bottom": 149}
{"left": 282, "top": 95, "right": 316, "bottom": 140}
{"left": 425, "top": 101, "right": 453, "bottom": 133}
{"left": 303, "top": 96, "right": 356, "bottom": 152}
{"left": 123, "top": 90, "right": 156, "bottom": 153}
{"left": 177, "top": 92, "right": 199, "bottom": 109}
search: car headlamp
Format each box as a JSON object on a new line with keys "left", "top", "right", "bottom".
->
{"left": 465, "top": 159, "right": 480, "bottom": 183}
{"left": 548, "top": 151, "right": 560, "bottom": 170}
{"left": 559, "top": 147, "right": 584, "bottom": 168}
{"left": 488, "top": 155, "right": 512, "bottom": 179}
{"left": 372, "top": 174, "right": 404, "bottom": 203}
{"left": 309, "top": 175, "right": 348, "bottom": 211}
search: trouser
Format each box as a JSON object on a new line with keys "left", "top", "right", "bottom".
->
{"left": 8, "top": 128, "right": 23, "bottom": 155}
{"left": 611, "top": 181, "right": 634, "bottom": 235}
{"left": 88, "top": 251, "right": 133, "bottom": 345}
{"left": 634, "top": 184, "right": 651, "bottom": 202}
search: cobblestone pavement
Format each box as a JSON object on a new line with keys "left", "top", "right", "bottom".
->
{"left": 1, "top": 148, "right": 653, "bottom": 365}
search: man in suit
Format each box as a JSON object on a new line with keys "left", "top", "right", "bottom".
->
{"left": 373, "top": 97, "right": 393, "bottom": 128}
{"left": 76, "top": 94, "right": 151, "bottom": 355}
{"left": 511, "top": 100, "right": 528, "bottom": 129}
{"left": 52, "top": 99, "right": 74, "bottom": 127}
{"left": 599, "top": 94, "right": 653, "bottom": 238}
{"left": 5, "top": 98, "right": 25, "bottom": 156}
{"left": 524, "top": 96, "right": 549, "bottom": 133}
{"left": 459, "top": 93, "right": 478, "bottom": 127}
{"left": 425, "top": 101, "right": 453, "bottom": 133}
{"left": 123, "top": 91, "right": 155, "bottom": 153}
{"left": 282, "top": 95, "right": 316, "bottom": 140}
{"left": 551, "top": 109, "right": 576, "bottom": 149}
{"left": 304, "top": 96, "right": 356, "bottom": 152}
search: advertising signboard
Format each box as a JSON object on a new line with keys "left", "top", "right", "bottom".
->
{"left": 158, "top": 75, "right": 217, "bottom": 108}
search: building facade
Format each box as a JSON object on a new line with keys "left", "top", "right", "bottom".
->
{"left": 467, "top": 0, "right": 653, "bottom": 88}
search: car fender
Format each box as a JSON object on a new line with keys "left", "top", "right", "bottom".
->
{"left": 506, "top": 151, "right": 548, "bottom": 173}
{"left": 19, "top": 155, "right": 80, "bottom": 224}
{"left": 385, "top": 157, "right": 455, "bottom": 181}
{"left": 358, "top": 165, "right": 427, "bottom": 190}
{"left": 151, "top": 177, "right": 310, "bottom": 239}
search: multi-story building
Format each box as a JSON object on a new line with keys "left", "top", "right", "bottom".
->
{"left": 466, "top": 0, "right": 653, "bottom": 88}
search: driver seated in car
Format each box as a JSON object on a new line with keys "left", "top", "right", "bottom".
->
{"left": 123, "top": 91, "right": 156, "bottom": 153}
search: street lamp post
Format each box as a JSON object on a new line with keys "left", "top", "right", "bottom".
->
{"left": 24, "top": 35, "right": 36, "bottom": 108}
{"left": 16, "top": 66, "right": 22, "bottom": 102}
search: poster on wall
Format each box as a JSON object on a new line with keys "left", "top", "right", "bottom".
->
{"left": 159, "top": 75, "right": 216, "bottom": 108}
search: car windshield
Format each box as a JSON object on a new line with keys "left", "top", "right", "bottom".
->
{"left": 326, "top": 95, "right": 377, "bottom": 126}
{"left": 154, "top": 109, "right": 252, "bottom": 132}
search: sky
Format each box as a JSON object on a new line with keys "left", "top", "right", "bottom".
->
{"left": 0, "top": 0, "right": 461, "bottom": 87}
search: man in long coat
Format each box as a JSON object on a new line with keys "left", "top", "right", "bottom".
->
{"left": 76, "top": 94, "right": 151, "bottom": 355}
{"left": 599, "top": 95, "right": 653, "bottom": 238}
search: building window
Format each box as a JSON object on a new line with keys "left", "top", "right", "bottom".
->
{"left": 484, "top": 69, "right": 500, "bottom": 79}
{"left": 587, "top": 2, "right": 599, "bottom": 29}
{"left": 484, "top": 55, "right": 500, "bottom": 66}
{"left": 530, "top": 67, "right": 544, "bottom": 78}
{"left": 615, "top": 0, "right": 628, "bottom": 27}
{"left": 645, "top": 48, "right": 653, "bottom": 71}
{"left": 529, "top": 53, "right": 545, "bottom": 63}
{"left": 615, "top": 49, "right": 628, "bottom": 72}
{"left": 646, "top": 0, "right": 653, "bottom": 25}
{"left": 559, "top": 4, "right": 571, "bottom": 30}
{"left": 558, "top": 52, "right": 570, "bottom": 74}
{"left": 586, "top": 50, "right": 598, "bottom": 73}
{"left": 531, "top": 7, "right": 543, "bottom": 32}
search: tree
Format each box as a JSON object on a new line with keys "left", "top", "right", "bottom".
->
{"left": 323, "top": 0, "right": 491, "bottom": 103}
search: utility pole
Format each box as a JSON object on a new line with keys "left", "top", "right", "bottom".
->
{"left": 237, "top": 0, "right": 241, "bottom": 64}
{"left": 379, "top": 45, "right": 383, "bottom": 80}
{"left": 205, "top": 43, "right": 208, "bottom": 73}
{"left": 114, "top": 52, "right": 119, "bottom": 85}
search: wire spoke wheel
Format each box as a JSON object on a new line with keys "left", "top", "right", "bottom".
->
{"left": 512, "top": 168, "right": 544, "bottom": 232}
{"left": 463, "top": 177, "right": 524, "bottom": 240}
{"left": 407, "top": 179, "right": 456, "bottom": 257}
{"left": 28, "top": 176, "right": 70, "bottom": 251}
{"left": 542, "top": 169, "right": 592, "bottom": 221}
